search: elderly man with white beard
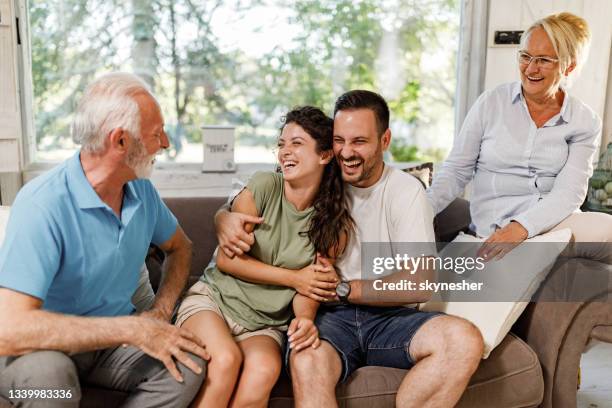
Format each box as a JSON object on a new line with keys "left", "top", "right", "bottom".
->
{"left": 0, "top": 73, "right": 208, "bottom": 408}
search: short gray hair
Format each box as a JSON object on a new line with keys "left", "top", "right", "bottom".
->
{"left": 71, "top": 72, "right": 153, "bottom": 153}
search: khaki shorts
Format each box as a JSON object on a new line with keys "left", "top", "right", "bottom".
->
{"left": 176, "top": 281, "right": 286, "bottom": 346}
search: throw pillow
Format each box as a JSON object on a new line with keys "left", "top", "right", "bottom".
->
{"left": 421, "top": 228, "right": 571, "bottom": 358}
{"left": 402, "top": 162, "right": 433, "bottom": 188}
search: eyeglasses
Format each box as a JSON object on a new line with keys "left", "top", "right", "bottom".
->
{"left": 517, "top": 51, "right": 558, "bottom": 69}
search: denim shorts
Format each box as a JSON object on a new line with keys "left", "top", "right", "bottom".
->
{"left": 285, "top": 305, "right": 443, "bottom": 382}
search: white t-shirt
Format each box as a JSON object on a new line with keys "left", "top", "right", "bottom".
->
{"left": 337, "top": 164, "right": 436, "bottom": 281}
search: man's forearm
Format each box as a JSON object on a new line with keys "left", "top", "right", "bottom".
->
{"left": 152, "top": 244, "right": 192, "bottom": 320}
{"left": 213, "top": 203, "right": 231, "bottom": 231}
{"left": 348, "top": 264, "right": 434, "bottom": 306}
{"left": 0, "top": 311, "right": 137, "bottom": 356}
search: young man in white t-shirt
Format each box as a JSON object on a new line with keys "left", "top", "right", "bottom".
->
{"left": 216, "top": 90, "right": 484, "bottom": 408}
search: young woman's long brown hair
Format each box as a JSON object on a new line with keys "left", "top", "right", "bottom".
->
{"left": 280, "top": 106, "right": 354, "bottom": 258}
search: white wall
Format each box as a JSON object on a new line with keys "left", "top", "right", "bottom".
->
{"left": 0, "top": 0, "right": 22, "bottom": 173}
{"left": 0, "top": 0, "right": 24, "bottom": 204}
{"left": 485, "top": 0, "right": 612, "bottom": 145}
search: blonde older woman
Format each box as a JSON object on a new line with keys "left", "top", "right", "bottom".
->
{"left": 428, "top": 12, "right": 612, "bottom": 262}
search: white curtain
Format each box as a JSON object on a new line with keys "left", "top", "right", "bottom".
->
{"left": 454, "top": 0, "right": 489, "bottom": 136}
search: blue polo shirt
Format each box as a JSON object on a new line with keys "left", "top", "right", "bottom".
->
{"left": 0, "top": 152, "right": 177, "bottom": 317}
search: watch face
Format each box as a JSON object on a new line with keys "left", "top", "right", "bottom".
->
{"left": 336, "top": 282, "right": 350, "bottom": 297}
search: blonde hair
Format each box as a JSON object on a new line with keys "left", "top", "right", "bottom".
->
{"left": 521, "top": 12, "right": 591, "bottom": 81}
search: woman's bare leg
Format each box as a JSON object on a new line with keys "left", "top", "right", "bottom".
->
{"left": 182, "top": 311, "right": 243, "bottom": 408}
{"left": 229, "top": 335, "right": 281, "bottom": 408}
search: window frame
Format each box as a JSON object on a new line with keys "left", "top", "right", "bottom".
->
{"left": 15, "top": 0, "right": 35, "bottom": 171}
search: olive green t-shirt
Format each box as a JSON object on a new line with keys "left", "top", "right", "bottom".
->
{"left": 202, "top": 171, "right": 315, "bottom": 330}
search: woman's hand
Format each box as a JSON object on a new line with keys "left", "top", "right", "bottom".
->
{"left": 477, "top": 221, "right": 529, "bottom": 261}
{"left": 293, "top": 262, "right": 339, "bottom": 302}
{"left": 287, "top": 317, "right": 320, "bottom": 352}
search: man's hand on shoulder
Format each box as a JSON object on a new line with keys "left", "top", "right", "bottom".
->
{"left": 214, "top": 207, "right": 263, "bottom": 258}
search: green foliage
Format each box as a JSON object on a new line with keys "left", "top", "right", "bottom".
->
{"left": 388, "top": 81, "right": 420, "bottom": 124}
{"left": 390, "top": 140, "right": 447, "bottom": 163}
{"left": 29, "top": 0, "right": 459, "bottom": 160}
{"left": 389, "top": 141, "right": 421, "bottom": 162}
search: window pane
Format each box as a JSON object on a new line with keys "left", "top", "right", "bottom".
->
{"left": 29, "top": 0, "right": 459, "bottom": 164}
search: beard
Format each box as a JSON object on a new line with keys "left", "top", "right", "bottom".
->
{"left": 133, "top": 155, "right": 155, "bottom": 179}
{"left": 126, "top": 137, "right": 156, "bottom": 179}
{"left": 338, "top": 145, "right": 384, "bottom": 185}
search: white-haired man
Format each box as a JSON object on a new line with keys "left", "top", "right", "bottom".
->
{"left": 0, "top": 73, "right": 208, "bottom": 407}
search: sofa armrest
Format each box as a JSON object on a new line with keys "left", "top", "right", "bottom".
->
{"left": 514, "top": 299, "right": 612, "bottom": 408}
{"left": 513, "top": 256, "right": 612, "bottom": 408}
{"left": 591, "top": 325, "right": 612, "bottom": 342}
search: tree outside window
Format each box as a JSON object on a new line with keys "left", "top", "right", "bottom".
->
{"left": 29, "top": 0, "right": 459, "bottom": 164}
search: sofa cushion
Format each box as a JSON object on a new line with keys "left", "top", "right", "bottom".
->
{"left": 269, "top": 333, "right": 543, "bottom": 408}
{"left": 146, "top": 196, "right": 227, "bottom": 289}
{"left": 458, "top": 333, "right": 543, "bottom": 407}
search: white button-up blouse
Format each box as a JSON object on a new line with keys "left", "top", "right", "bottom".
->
{"left": 427, "top": 81, "right": 602, "bottom": 238}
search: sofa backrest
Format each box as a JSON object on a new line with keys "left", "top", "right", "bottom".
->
{"left": 434, "top": 197, "right": 471, "bottom": 242}
{"left": 158, "top": 195, "right": 471, "bottom": 279}
{"left": 163, "top": 196, "right": 227, "bottom": 279}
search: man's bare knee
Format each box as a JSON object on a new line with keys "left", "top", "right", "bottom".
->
{"left": 290, "top": 341, "right": 341, "bottom": 384}
{"left": 447, "top": 318, "right": 484, "bottom": 369}
{"left": 428, "top": 317, "right": 482, "bottom": 363}
{"left": 410, "top": 316, "right": 484, "bottom": 366}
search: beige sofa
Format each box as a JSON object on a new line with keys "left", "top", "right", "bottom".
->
{"left": 146, "top": 197, "right": 610, "bottom": 408}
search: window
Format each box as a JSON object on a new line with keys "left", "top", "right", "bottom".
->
{"left": 24, "top": 0, "right": 460, "bottom": 165}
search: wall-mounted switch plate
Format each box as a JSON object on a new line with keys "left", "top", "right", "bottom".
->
{"left": 492, "top": 30, "right": 524, "bottom": 46}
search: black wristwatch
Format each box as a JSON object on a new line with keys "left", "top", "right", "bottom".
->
{"left": 336, "top": 280, "right": 352, "bottom": 304}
